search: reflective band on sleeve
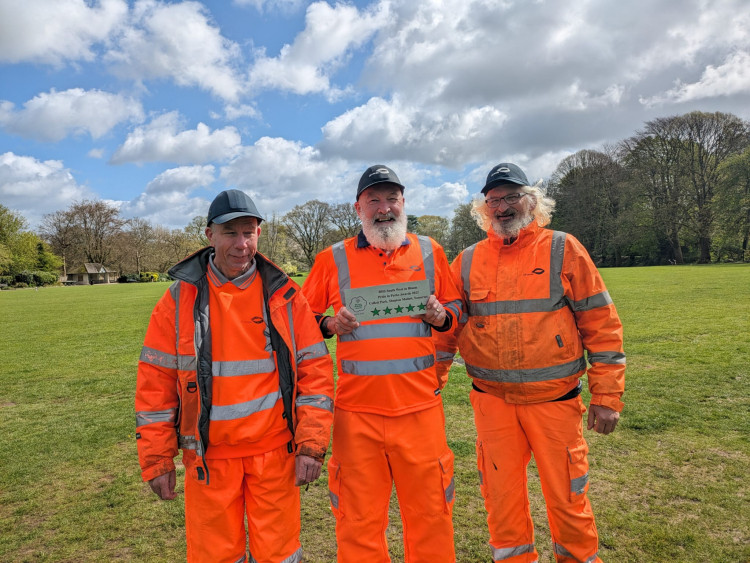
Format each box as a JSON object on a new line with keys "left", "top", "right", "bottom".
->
{"left": 329, "top": 491, "right": 339, "bottom": 509}
{"left": 209, "top": 390, "right": 282, "bottom": 421}
{"left": 296, "top": 341, "right": 329, "bottom": 363}
{"left": 331, "top": 241, "right": 351, "bottom": 291}
{"left": 178, "top": 355, "right": 197, "bottom": 370}
{"left": 443, "top": 299, "right": 462, "bottom": 319}
{"left": 178, "top": 434, "right": 200, "bottom": 450}
{"left": 554, "top": 543, "right": 598, "bottom": 563}
{"left": 466, "top": 356, "right": 586, "bottom": 383}
{"left": 569, "top": 290, "right": 613, "bottom": 312}
{"left": 140, "top": 346, "right": 178, "bottom": 369}
{"left": 286, "top": 301, "right": 298, "bottom": 360}
{"left": 416, "top": 235, "right": 435, "bottom": 295}
{"left": 212, "top": 357, "right": 276, "bottom": 376}
{"left": 295, "top": 394, "right": 334, "bottom": 412}
{"left": 445, "top": 477, "right": 455, "bottom": 503}
{"left": 436, "top": 350, "right": 455, "bottom": 362}
{"left": 340, "top": 354, "right": 435, "bottom": 376}
{"left": 339, "top": 322, "right": 431, "bottom": 342}
{"left": 136, "top": 408, "right": 176, "bottom": 427}
{"left": 491, "top": 544, "right": 535, "bottom": 561}
{"left": 460, "top": 245, "right": 477, "bottom": 300}
{"left": 571, "top": 472, "right": 589, "bottom": 495}
{"left": 587, "top": 351, "right": 626, "bottom": 365}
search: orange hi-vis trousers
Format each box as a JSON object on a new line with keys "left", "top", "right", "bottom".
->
{"left": 327, "top": 404, "right": 456, "bottom": 562}
{"left": 471, "top": 390, "right": 601, "bottom": 563}
{"left": 184, "top": 444, "right": 302, "bottom": 563}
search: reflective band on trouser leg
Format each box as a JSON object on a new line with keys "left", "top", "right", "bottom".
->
{"left": 470, "top": 390, "right": 539, "bottom": 563}
{"left": 518, "top": 397, "right": 601, "bottom": 563}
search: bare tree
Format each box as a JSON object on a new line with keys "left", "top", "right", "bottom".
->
{"left": 184, "top": 215, "right": 209, "bottom": 248}
{"left": 40, "top": 209, "right": 79, "bottom": 276}
{"left": 329, "top": 203, "right": 360, "bottom": 240}
{"left": 282, "top": 200, "right": 331, "bottom": 268}
{"left": 126, "top": 218, "right": 155, "bottom": 274}
{"left": 68, "top": 200, "right": 126, "bottom": 266}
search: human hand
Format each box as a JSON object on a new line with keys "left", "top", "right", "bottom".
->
{"left": 587, "top": 404, "right": 620, "bottom": 435}
{"left": 149, "top": 470, "right": 177, "bottom": 500}
{"left": 326, "top": 306, "right": 359, "bottom": 335}
{"left": 413, "top": 295, "right": 447, "bottom": 328}
{"left": 295, "top": 455, "right": 322, "bottom": 486}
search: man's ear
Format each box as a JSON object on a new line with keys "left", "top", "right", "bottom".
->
{"left": 205, "top": 225, "right": 214, "bottom": 244}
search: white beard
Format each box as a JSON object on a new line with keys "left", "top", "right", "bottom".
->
{"left": 491, "top": 210, "right": 534, "bottom": 239}
{"left": 362, "top": 212, "right": 408, "bottom": 251}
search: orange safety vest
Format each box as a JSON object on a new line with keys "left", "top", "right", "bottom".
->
{"left": 135, "top": 248, "right": 334, "bottom": 484}
{"left": 440, "top": 223, "right": 625, "bottom": 411}
{"left": 302, "top": 232, "right": 462, "bottom": 416}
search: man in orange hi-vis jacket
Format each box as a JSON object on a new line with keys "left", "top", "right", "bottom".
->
{"left": 302, "top": 165, "right": 463, "bottom": 562}
{"left": 437, "top": 162, "right": 626, "bottom": 563}
{"left": 135, "top": 189, "right": 334, "bottom": 563}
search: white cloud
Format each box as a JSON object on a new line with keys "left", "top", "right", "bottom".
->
{"left": 223, "top": 104, "right": 262, "bottom": 121}
{"left": 106, "top": 0, "right": 244, "bottom": 102}
{"left": 110, "top": 112, "right": 242, "bottom": 165}
{"left": 0, "top": 152, "right": 92, "bottom": 227}
{"left": 640, "top": 51, "right": 750, "bottom": 106}
{"left": 406, "top": 181, "right": 469, "bottom": 218}
{"left": 0, "top": 88, "right": 143, "bottom": 142}
{"left": 232, "top": 0, "right": 305, "bottom": 13}
{"left": 0, "top": 0, "right": 127, "bottom": 65}
{"left": 319, "top": 96, "right": 508, "bottom": 167}
{"left": 248, "top": 1, "right": 386, "bottom": 100}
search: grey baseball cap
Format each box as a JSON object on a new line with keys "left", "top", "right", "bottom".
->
{"left": 357, "top": 165, "right": 405, "bottom": 199}
{"left": 481, "top": 163, "right": 530, "bottom": 194}
{"left": 207, "top": 189, "right": 263, "bottom": 225}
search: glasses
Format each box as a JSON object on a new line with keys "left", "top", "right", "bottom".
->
{"left": 485, "top": 192, "right": 527, "bottom": 208}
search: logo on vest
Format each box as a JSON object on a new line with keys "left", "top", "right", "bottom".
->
{"left": 524, "top": 268, "right": 545, "bottom": 276}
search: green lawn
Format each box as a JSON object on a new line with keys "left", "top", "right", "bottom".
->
{"left": 1, "top": 264, "right": 748, "bottom": 562}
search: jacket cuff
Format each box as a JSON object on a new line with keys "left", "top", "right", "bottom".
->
{"left": 296, "top": 442, "right": 326, "bottom": 463}
{"left": 590, "top": 393, "right": 624, "bottom": 413}
{"left": 141, "top": 458, "right": 176, "bottom": 483}
{"left": 429, "top": 311, "right": 453, "bottom": 333}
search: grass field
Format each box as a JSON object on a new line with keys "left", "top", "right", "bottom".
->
{"left": 1, "top": 264, "right": 748, "bottom": 562}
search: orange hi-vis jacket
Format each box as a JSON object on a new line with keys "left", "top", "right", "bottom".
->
{"left": 135, "top": 247, "right": 334, "bottom": 485}
{"left": 438, "top": 223, "right": 625, "bottom": 412}
{"left": 302, "top": 232, "right": 463, "bottom": 415}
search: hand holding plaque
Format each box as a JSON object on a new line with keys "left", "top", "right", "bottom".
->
{"left": 342, "top": 280, "right": 431, "bottom": 323}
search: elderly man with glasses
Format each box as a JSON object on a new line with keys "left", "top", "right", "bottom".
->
{"left": 437, "top": 162, "right": 626, "bottom": 563}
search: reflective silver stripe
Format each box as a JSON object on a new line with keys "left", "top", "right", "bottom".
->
{"left": 478, "top": 469, "right": 483, "bottom": 486}
{"left": 279, "top": 547, "right": 303, "bottom": 563}
{"left": 571, "top": 472, "right": 588, "bottom": 495}
{"left": 233, "top": 554, "right": 247, "bottom": 563}
{"left": 436, "top": 350, "right": 455, "bottom": 362}
{"left": 332, "top": 241, "right": 351, "bottom": 290}
{"left": 213, "top": 357, "right": 276, "bottom": 376}
{"left": 170, "top": 281, "right": 180, "bottom": 356}
{"left": 287, "top": 301, "right": 298, "bottom": 361}
{"left": 569, "top": 290, "right": 612, "bottom": 312}
{"left": 140, "top": 346, "right": 177, "bottom": 369}
{"left": 340, "top": 354, "right": 435, "bottom": 376}
{"left": 178, "top": 355, "right": 196, "bottom": 370}
{"left": 340, "top": 321, "right": 431, "bottom": 342}
{"left": 135, "top": 408, "right": 176, "bottom": 427}
{"left": 553, "top": 543, "right": 598, "bottom": 563}
{"left": 445, "top": 477, "right": 455, "bottom": 503}
{"left": 491, "top": 544, "right": 535, "bottom": 560}
{"left": 466, "top": 357, "right": 586, "bottom": 383}
{"left": 210, "top": 390, "right": 282, "bottom": 421}
{"left": 443, "top": 299, "right": 462, "bottom": 319}
{"left": 329, "top": 491, "right": 339, "bottom": 509}
{"left": 465, "top": 231, "right": 568, "bottom": 317}
{"left": 416, "top": 235, "right": 435, "bottom": 294}
{"left": 460, "top": 244, "right": 477, "bottom": 300}
{"left": 297, "top": 341, "right": 328, "bottom": 363}
{"left": 296, "top": 394, "right": 334, "bottom": 412}
{"left": 178, "top": 434, "right": 200, "bottom": 450}
{"left": 587, "top": 351, "right": 626, "bottom": 365}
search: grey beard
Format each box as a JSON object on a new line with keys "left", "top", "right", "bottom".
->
{"left": 362, "top": 215, "right": 408, "bottom": 250}
{"left": 491, "top": 213, "right": 533, "bottom": 239}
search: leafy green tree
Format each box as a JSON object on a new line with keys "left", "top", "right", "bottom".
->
{"left": 413, "top": 215, "right": 449, "bottom": 247}
{"left": 446, "top": 202, "right": 485, "bottom": 261}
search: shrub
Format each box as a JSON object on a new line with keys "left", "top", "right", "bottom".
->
{"left": 139, "top": 272, "right": 159, "bottom": 283}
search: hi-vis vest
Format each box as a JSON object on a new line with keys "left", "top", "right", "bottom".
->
{"left": 135, "top": 248, "right": 334, "bottom": 484}
{"left": 303, "top": 233, "right": 462, "bottom": 416}
{"left": 442, "top": 223, "right": 625, "bottom": 411}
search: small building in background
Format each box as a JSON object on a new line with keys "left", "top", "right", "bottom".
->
{"left": 64, "top": 263, "right": 118, "bottom": 285}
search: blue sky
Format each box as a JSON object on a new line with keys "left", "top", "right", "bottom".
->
{"left": 1, "top": 0, "right": 749, "bottom": 230}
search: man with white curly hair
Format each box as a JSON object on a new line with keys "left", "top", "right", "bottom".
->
{"left": 437, "top": 162, "right": 626, "bottom": 563}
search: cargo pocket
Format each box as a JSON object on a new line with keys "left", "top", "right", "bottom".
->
{"left": 566, "top": 441, "right": 590, "bottom": 503}
{"left": 475, "top": 440, "right": 489, "bottom": 501}
{"left": 328, "top": 456, "right": 343, "bottom": 519}
{"left": 438, "top": 449, "right": 455, "bottom": 514}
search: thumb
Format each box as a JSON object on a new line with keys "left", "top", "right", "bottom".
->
{"left": 586, "top": 407, "right": 595, "bottom": 430}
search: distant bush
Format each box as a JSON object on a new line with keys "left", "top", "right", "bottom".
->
{"left": 139, "top": 272, "right": 160, "bottom": 283}
{"left": 9, "top": 271, "right": 59, "bottom": 287}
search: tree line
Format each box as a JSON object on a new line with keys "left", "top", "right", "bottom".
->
{"left": 1, "top": 111, "right": 748, "bottom": 287}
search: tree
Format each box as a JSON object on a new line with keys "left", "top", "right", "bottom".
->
{"left": 282, "top": 200, "right": 331, "bottom": 268}
{"left": 413, "top": 215, "right": 449, "bottom": 247}
{"left": 329, "top": 203, "right": 360, "bottom": 240}
{"left": 0, "top": 205, "right": 62, "bottom": 281}
{"left": 68, "top": 200, "right": 126, "bottom": 265}
{"left": 446, "top": 202, "right": 485, "bottom": 261}
{"left": 184, "top": 215, "right": 209, "bottom": 248}
{"left": 715, "top": 147, "right": 750, "bottom": 261}
{"left": 40, "top": 209, "right": 80, "bottom": 277}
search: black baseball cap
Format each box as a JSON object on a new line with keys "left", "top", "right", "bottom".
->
{"left": 356, "top": 165, "right": 405, "bottom": 200}
{"left": 207, "top": 189, "right": 263, "bottom": 225}
{"left": 481, "top": 163, "right": 530, "bottom": 194}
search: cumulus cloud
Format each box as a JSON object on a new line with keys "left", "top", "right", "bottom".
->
{"left": 0, "top": 88, "right": 143, "bottom": 142}
{"left": 110, "top": 112, "right": 242, "bottom": 165}
{"left": 106, "top": 0, "right": 244, "bottom": 102}
{"left": 118, "top": 165, "right": 215, "bottom": 228}
{"left": 318, "top": 96, "right": 507, "bottom": 167}
{"left": 248, "top": 1, "right": 386, "bottom": 100}
{"left": 0, "top": 152, "right": 92, "bottom": 227}
{"left": 233, "top": 0, "right": 305, "bottom": 13}
{"left": 0, "top": 0, "right": 127, "bottom": 65}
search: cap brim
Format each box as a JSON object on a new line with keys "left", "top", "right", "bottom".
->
{"left": 356, "top": 180, "right": 405, "bottom": 199}
{"left": 481, "top": 178, "right": 527, "bottom": 194}
{"left": 211, "top": 211, "right": 263, "bottom": 224}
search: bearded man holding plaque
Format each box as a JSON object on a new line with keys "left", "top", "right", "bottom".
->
{"left": 302, "top": 165, "right": 463, "bottom": 562}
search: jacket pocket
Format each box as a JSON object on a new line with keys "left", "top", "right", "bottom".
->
{"left": 439, "top": 449, "right": 455, "bottom": 514}
{"left": 327, "top": 456, "right": 343, "bottom": 519}
{"left": 566, "top": 440, "right": 590, "bottom": 502}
